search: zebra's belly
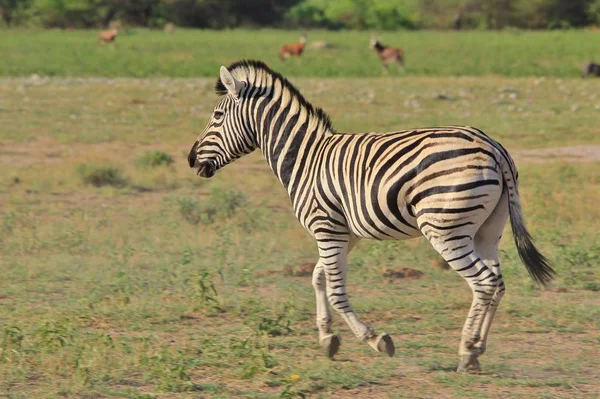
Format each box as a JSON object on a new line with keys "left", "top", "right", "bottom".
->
{"left": 342, "top": 201, "right": 421, "bottom": 240}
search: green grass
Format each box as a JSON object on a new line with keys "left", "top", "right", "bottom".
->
{"left": 135, "top": 151, "right": 174, "bottom": 168}
{"left": 0, "top": 77, "right": 598, "bottom": 398}
{"left": 0, "top": 28, "right": 599, "bottom": 78}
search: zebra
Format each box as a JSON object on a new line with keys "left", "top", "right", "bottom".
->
{"left": 187, "top": 60, "right": 554, "bottom": 372}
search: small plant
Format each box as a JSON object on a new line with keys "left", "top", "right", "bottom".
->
{"left": 78, "top": 164, "right": 127, "bottom": 187}
{"left": 583, "top": 282, "right": 600, "bottom": 292}
{"left": 185, "top": 270, "right": 222, "bottom": 312}
{"left": 153, "top": 350, "right": 202, "bottom": 393}
{"left": 211, "top": 187, "right": 247, "bottom": 218}
{"left": 280, "top": 374, "right": 306, "bottom": 398}
{"left": 176, "top": 198, "right": 205, "bottom": 225}
{"left": 1, "top": 326, "right": 24, "bottom": 362}
{"left": 136, "top": 150, "right": 174, "bottom": 167}
{"left": 230, "top": 334, "right": 278, "bottom": 379}
{"left": 258, "top": 315, "right": 292, "bottom": 337}
{"left": 34, "top": 320, "right": 74, "bottom": 350}
{"left": 109, "top": 271, "right": 135, "bottom": 305}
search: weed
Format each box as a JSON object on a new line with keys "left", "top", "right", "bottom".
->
{"left": 185, "top": 270, "right": 222, "bottom": 313}
{"left": 280, "top": 374, "right": 306, "bottom": 398}
{"left": 228, "top": 328, "right": 279, "bottom": 379}
{"left": 109, "top": 271, "right": 135, "bottom": 305}
{"left": 176, "top": 188, "right": 246, "bottom": 225}
{"left": 0, "top": 326, "right": 24, "bottom": 362}
{"left": 176, "top": 197, "right": 204, "bottom": 225}
{"left": 34, "top": 320, "right": 74, "bottom": 350}
{"left": 152, "top": 350, "right": 202, "bottom": 392}
{"left": 258, "top": 316, "right": 292, "bottom": 337}
{"left": 136, "top": 150, "right": 174, "bottom": 167}
{"left": 78, "top": 164, "right": 127, "bottom": 187}
{"left": 583, "top": 282, "right": 600, "bottom": 291}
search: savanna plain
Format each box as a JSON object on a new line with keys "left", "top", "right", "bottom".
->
{"left": 0, "top": 29, "right": 599, "bottom": 399}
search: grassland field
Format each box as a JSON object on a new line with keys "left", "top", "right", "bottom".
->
{"left": 0, "top": 29, "right": 599, "bottom": 399}
{"left": 1, "top": 29, "right": 600, "bottom": 78}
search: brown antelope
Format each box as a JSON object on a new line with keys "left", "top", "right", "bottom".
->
{"left": 370, "top": 37, "right": 404, "bottom": 70}
{"left": 99, "top": 28, "right": 118, "bottom": 45}
{"left": 164, "top": 23, "right": 176, "bottom": 34}
{"left": 279, "top": 35, "right": 307, "bottom": 61}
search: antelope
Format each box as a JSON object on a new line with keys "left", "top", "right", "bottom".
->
{"left": 370, "top": 37, "right": 404, "bottom": 70}
{"left": 99, "top": 28, "right": 118, "bottom": 45}
{"left": 164, "top": 23, "right": 176, "bottom": 34}
{"left": 279, "top": 35, "right": 307, "bottom": 61}
{"left": 583, "top": 61, "right": 600, "bottom": 78}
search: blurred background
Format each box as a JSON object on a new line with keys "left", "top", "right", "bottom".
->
{"left": 1, "top": 0, "right": 600, "bottom": 30}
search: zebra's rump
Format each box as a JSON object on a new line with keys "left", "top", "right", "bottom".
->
{"left": 318, "top": 126, "right": 508, "bottom": 240}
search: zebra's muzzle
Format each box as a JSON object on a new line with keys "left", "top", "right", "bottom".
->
{"left": 197, "top": 162, "right": 216, "bottom": 178}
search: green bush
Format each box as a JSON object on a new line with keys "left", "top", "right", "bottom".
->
{"left": 176, "top": 188, "right": 247, "bottom": 225}
{"left": 285, "top": 0, "right": 421, "bottom": 30}
{"left": 136, "top": 151, "right": 174, "bottom": 167}
{"left": 78, "top": 164, "right": 127, "bottom": 187}
{"left": 1, "top": 0, "right": 599, "bottom": 30}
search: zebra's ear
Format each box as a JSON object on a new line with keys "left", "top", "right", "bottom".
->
{"left": 219, "top": 66, "right": 244, "bottom": 98}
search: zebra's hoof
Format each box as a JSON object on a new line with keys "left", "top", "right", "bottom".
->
{"left": 368, "top": 333, "right": 395, "bottom": 357}
{"left": 320, "top": 334, "right": 341, "bottom": 359}
{"left": 456, "top": 354, "right": 481, "bottom": 373}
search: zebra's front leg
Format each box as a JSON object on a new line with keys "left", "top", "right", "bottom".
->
{"left": 318, "top": 238, "right": 395, "bottom": 357}
{"left": 312, "top": 260, "right": 340, "bottom": 358}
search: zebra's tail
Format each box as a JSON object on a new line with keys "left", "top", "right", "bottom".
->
{"left": 499, "top": 151, "right": 555, "bottom": 286}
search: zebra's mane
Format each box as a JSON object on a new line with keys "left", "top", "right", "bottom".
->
{"left": 215, "top": 59, "right": 335, "bottom": 133}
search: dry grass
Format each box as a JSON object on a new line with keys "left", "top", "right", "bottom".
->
{"left": 0, "top": 77, "right": 598, "bottom": 398}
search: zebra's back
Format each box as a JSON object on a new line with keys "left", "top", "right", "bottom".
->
{"left": 316, "top": 126, "right": 511, "bottom": 240}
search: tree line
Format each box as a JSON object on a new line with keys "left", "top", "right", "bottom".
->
{"left": 1, "top": 0, "right": 599, "bottom": 30}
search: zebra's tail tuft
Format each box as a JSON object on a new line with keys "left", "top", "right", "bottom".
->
{"left": 506, "top": 186, "right": 555, "bottom": 286}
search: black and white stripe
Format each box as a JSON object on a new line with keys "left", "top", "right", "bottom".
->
{"left": 188, "top": 60, "right": 554, "bottom": 371}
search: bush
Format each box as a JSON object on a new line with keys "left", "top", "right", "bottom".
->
{"left": 285, "top": 0, "right": 421, "bottom": 30}
{"left": 176, "top": 188, "right": 247, "bottom": 225}
{"left": 136, "top": 150, "right": 174, "bottom": 167}
{"left": 78, "top": 164, "right": 127, "bottom": 187}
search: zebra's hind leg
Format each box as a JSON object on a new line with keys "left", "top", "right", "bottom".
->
{"left": 431, "top": 235, "right": 500, "bottom": 372}
{"left": 470, "top": 191, "right": 509, "bottom": 361}
{"left": 317, "top": 236, "right": 395, "bottom": 357}
{"left": 312, "top": 260, "right": 340, "bottom": 358}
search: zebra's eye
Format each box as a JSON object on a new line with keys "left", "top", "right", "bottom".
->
{"left": 214, "top": 110, "right": 224, "bottom": 120}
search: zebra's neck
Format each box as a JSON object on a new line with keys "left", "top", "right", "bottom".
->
{"left": 250, "top": 80, "right": 332, "bottom": 195}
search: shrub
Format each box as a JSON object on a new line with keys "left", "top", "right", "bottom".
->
{"left": 78, "top": 164, "right": 127, "bottom": 187}
{"left": 176, "top": 187, "right": 247, "bottom": 225}
{"left": 136, "top": 151, "right": 174, "bottom": 168}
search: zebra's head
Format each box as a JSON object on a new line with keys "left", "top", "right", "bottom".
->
{"left": 188, "top": 66, "right": 255, "bottom": 178}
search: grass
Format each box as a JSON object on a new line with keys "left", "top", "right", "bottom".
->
{"left": 135, "top": 151, "right": 174, "bottom": 168}
{"left": 0, "top": 76, "right": 598, "bottom": 398}
{"left": 1, "top": 28, "right": 599, "bottom": 78}
{"left": 2, "top": 75, "right": 600, "bottom": 149}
